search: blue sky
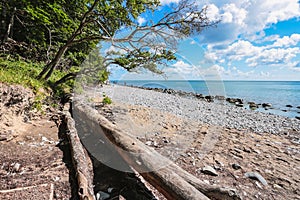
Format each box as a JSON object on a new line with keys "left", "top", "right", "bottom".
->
{"left": 105, "top": 0, "right": 300, "bottom": 81}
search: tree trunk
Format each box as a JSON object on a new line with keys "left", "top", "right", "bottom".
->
{"left": 53, "top": 72, "right": 77, "bottom": 87}
{"left": 2, "top": 7, "right": 16, "bottom": 43}
{"left": 73, "top": 100, "right": 241, "bottom": 200}
{"left": 62, "top": 105, "right": 95, "bottom": 200}
{"left": 0, "top": 1, "right": 7, "bottom": 42}
{"left": 37, "top": 0, "right": 101, "bottom": 81}
{"left": 37, "top": 44, "right": 69, "bottom": 80}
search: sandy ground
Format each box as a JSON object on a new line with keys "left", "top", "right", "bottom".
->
{"left": 96, "top": 101, "right": 300, "bottom": 200}
{"left": 0, "top": 83, "right": 73, "bottom": 200}
{"left": 0, "top": 115, "right": 74, "bottom": 200}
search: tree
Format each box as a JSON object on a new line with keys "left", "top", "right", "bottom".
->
{"left": 1, "top": 0, "right": 217, "bottom": 85}
{"left": 37, "top": 0, "right": 217, "bottom": 84}
{"left": 0, "top": 0, "right": 95, "bottom": 63}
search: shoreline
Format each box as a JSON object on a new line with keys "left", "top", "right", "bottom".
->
{"left": 111, "top": 82, "right": 300, "bottom": 120}
{"left": 95, "top": 84, "right": 300, "bottom": 136}
{"left": 111, "top": 81, "right": 300, "bottom": 120}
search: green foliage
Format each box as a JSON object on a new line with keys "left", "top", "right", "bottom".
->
{"left": 0, "top": 58, "right": 48, "bottom": 110}
{"left": 0, "top": 58, "right": 72, "bottom": 107}
{"left": 1, "top": 0, "right": 213, "bottom": 95}
{"left": 75, "top": 49, "right": 109, "bottom": 87}
{"left": 0, "top": 58, "right": 45, "bottom": 91}
{"left": 102, "top": 96, "right": 112, "bottom": 105}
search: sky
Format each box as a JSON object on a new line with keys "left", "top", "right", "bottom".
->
{"left": 105, "top": 0, "right": 300, "bottom": 81}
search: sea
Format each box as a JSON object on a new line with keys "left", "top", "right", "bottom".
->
{"left": 112, "top": 80, "right": 300, "bottom": 119}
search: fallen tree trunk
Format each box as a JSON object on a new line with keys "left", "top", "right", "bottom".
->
{"left": 63, "top": 106, "right": 95, "bottom": 200}
{"left": 73, "top": 100, "right": 241, "bottom": 200}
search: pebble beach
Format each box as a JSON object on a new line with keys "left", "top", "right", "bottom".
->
{"left": 98, "top": 84, "right": 300, "bottom": 136}
{"left": 87, "top": 84, "right": 300, "bottom": 199}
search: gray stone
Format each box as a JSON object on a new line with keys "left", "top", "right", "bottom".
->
{"left": 96, "top": 191, "right": 110, "bottom": 200}
{"left": 12, "top": 163, "right": 21, "bottom": 172}
{"left": 201, "top": 166, "right": 218, "bottom": 176}
{"left": 232, "top": 163, "right": 241, "bottom": 170}
{"left": 245, "top": 172, "right": 268, "bottom": 186}
{"left": 262, "top": 103, "right": 272, "bottom": 108}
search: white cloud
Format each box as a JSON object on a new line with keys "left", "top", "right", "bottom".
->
{"left": 163, "top": 60, "right": 195, "bottom": 76}
{"left": 159, "top": 0, "right": 179, "bottom": 5}
{"left": 221, "top": 3, "right": 247, "bottom": 26}
{"left": 221, "top": 12, "right": 233, "bottom": 23}
{"left": 172, "top": 60, "right": 191, "bottom": 68}
{"left": 272, "top": 34, "right": 300, "bottom": 47}
{"left": 204, "top": 35, "right": 300, "bottom": 69}
{"left": 198, "top": 0, "right": 300, "bottom": 44}
{"left": 236, "top": 69, "right": 255, "bottom": 77}
{"left": 137, "top": 17, "right": 146, "bottom": 25}
{"left": 104, "top": 46, "right": 126, "bottom": 54}
{"left": 246, "top": 47, "right": 300, "bottom": 67}
{"left": 201, "top": 64, "right": 227, "bottom": 77}
{"left": 206, "top": 4, "right": 220, "bottom": 21}
{"left": 224, "top": 40, "right": 260, "bottom": 61}
{"left": 260, "top": 71, "right": 270, "bottom": 78}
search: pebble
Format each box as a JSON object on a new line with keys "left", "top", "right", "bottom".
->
{"left": 201, "top": 166, "right": 218, "bottom": 176}
{"left": 273, "top": 184, "right": 282, "bottom": 189}
{"left": 12, "top": 163, "right": 21, "bottom": 172}
{"left": 245, "top": 172, "right": 268, "bottom": 186}
{"left": 232, "top": 163, "right": 241, "bottom": 170}
{"left": 107, "top": 187, "right": 114, "bottom": 193}
{"left": 96, "top": 191, "right": 110, "bottom": 200}
{"left": 243, "top": 147, "right": 251, "bottom": 153}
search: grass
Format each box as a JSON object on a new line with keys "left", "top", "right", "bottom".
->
{"left": 0, "top": 58, "right": 46, "bottom": 93}
{"left": 0, "top": 57, "right": 73, "bottom": 110}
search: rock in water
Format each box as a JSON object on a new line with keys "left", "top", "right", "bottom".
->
{"left": 201, "top": 166, "right": 218, "bottom": 176}
{"left": 262, "top": 103, "right": 272, "bottom": 108}
{"left": 245, "top": 172, "right": 268, "bottom": 186}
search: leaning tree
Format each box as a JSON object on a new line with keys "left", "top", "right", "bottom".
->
{"left": 34, "top": 0, "right": 217, "bottom": 84}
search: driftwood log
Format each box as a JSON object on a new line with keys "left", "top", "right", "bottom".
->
{"left": 63, "top": 107, "right": 95, "bottom": 200}
{"left": 73, "top": 101, "right": 241, "bottom": 200}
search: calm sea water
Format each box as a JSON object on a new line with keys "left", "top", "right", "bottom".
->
{"left": 113, "top": 80, "right": 300, "bottom": 118}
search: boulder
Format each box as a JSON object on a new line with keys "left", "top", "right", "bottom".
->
{"left": 204, "top": 95, "right": 214, "bottom": 102}
{"left": 249, "top": 103, "right": 258, "bottom": 109}
{"left": 227, "top": 98, "right": 236, "bottom": 104}
{"left": 235, "top": 102, "right": 244, "bottom": 107}
{"left": 215, "top": 95, "right": 225, "bottom": 100}
{"left": 236, "top": 98, "right": 243, "bottom": 104}
{"left": 262, "top": 103, "right": 272, "bottom": 108}
{"left": 296, "top": 116, "right": 300, "bottom": 120}
{"left": 195, "top": 94, "right": 204, "bottom": 99}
